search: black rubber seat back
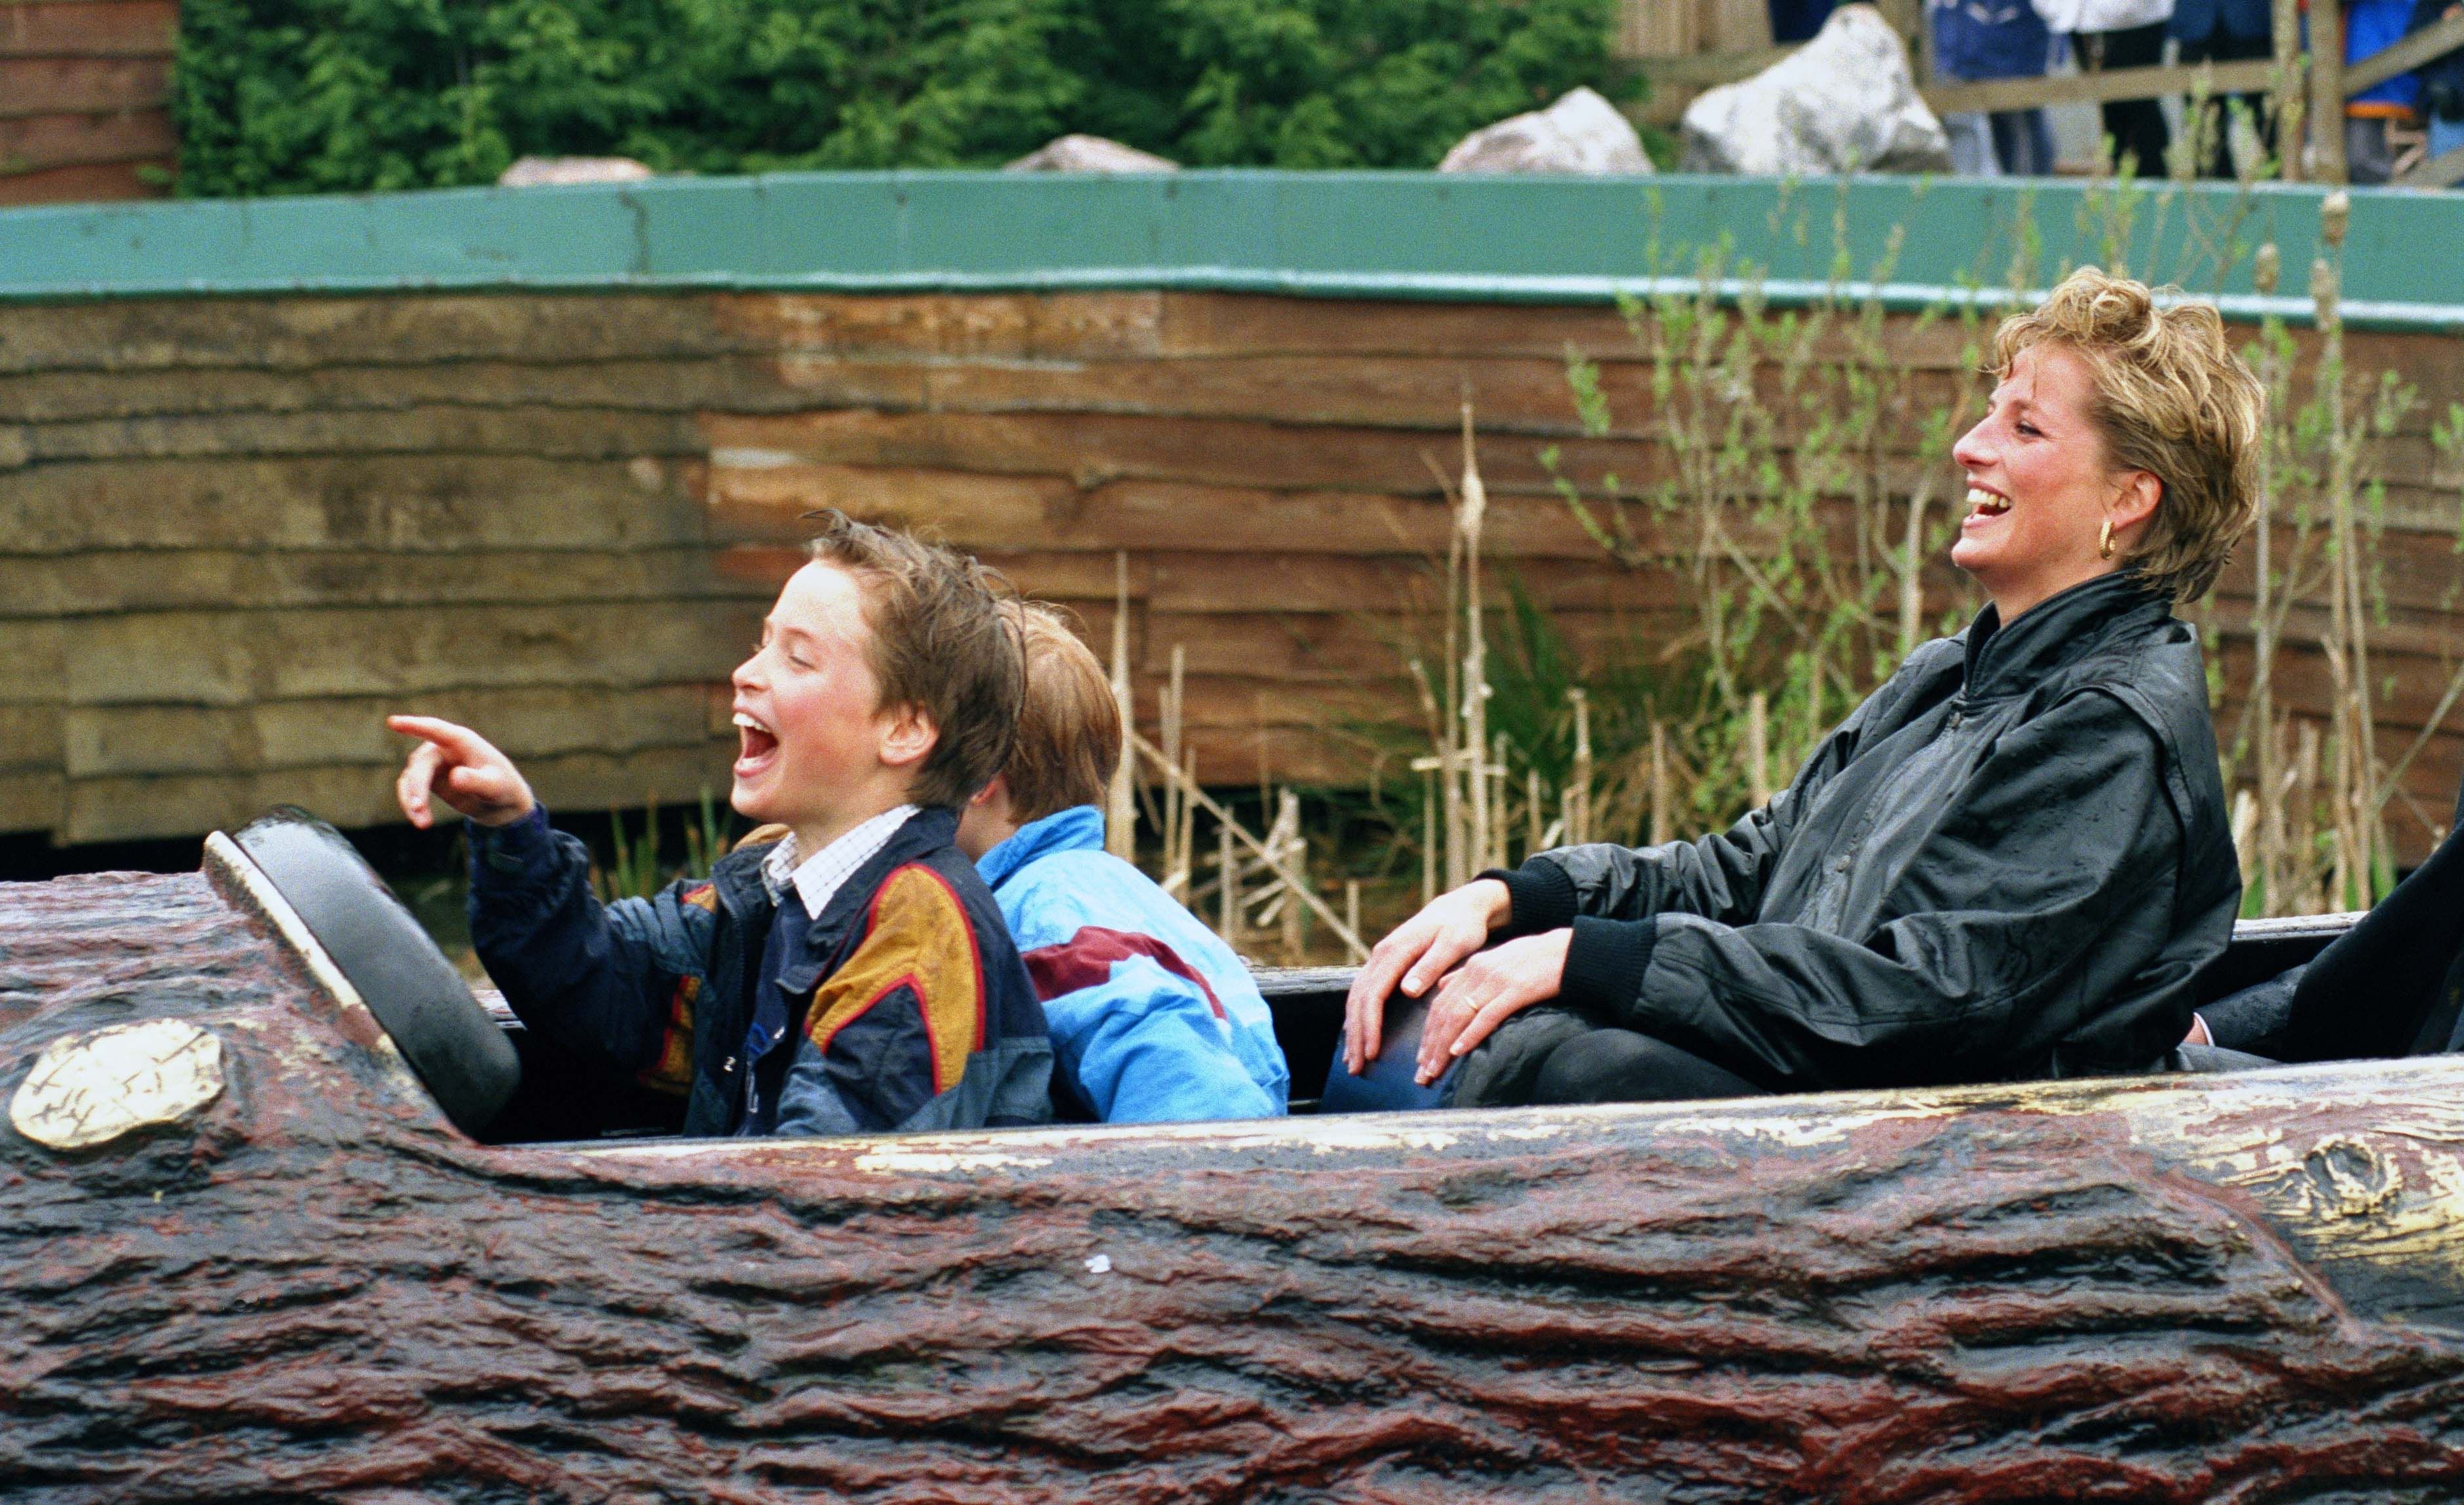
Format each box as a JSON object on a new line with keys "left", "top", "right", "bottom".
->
{"left": 235, "top": 808, "right": 519, "bottom": 1136}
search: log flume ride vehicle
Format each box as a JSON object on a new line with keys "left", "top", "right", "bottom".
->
{"left": 5, "top": 808, "right": 2463, "bottom": 1503}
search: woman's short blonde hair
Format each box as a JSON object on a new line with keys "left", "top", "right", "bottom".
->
{"left": 1990, "top": 267, "right": 2266, "bottom": 604}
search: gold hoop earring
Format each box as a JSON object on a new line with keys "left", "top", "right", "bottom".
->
{"left": 2098, "top": 517, "right": 2116, "bottom": 560}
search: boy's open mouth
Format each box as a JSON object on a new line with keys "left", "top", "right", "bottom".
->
{"left": 733, "top": 711, "right": 779, "bottom": 775}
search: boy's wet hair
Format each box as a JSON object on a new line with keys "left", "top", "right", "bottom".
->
{"left": 804, "top": 511, "right": 1024, "bottom": 810}
{"left": 999, "top": 602, "right": 1121, "bottom": 826}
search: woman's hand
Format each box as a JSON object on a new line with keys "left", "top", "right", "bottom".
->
{"left": 388, "top": 715, "right": 537, "bottom": 829}
{"left": 1343, "top": 878, "right": 1511, "bottom": 1075}
{"left": 1414, "top": 929, "right": 1571, "bottom": 1086}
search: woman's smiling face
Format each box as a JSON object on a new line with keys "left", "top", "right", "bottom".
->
{"left": 1951, "top": 343, "right": 2154, "bottom": 622}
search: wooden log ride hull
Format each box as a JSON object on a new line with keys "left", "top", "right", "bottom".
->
{"left": 3, "top": 840, "right": 2464, "bottom": 1500}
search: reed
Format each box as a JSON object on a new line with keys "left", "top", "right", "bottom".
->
{"left": 1533, "top": 213, "right": 1998, "bottom": 860}
{"left": 1146, "top": 735, "right": 1369, "bottom": 962}
{"left": 593, "top": 787, "right": 732, "bottom": 904}
{"left": 2209, "top": 194, "right": 2442, "bottom": 914}
{"left": 1105, "top": 551, "right": 1138, "bottom": 861}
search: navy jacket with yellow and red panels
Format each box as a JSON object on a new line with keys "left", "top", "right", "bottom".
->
{"left": 466, "top": 804, "right": 1053, "bottom": 1138}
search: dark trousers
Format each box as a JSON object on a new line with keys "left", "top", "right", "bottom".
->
{"left": 1530, "top": 1027, "right": 1766, "bottom": 1106}
{"left": 1988, "top": 109, "right": 2059, "bottom": 175}
{"left": 2179, "top": 28, "right": 2276, "bottom": 177}
{"left": 2201, "top": 773, "right": 2464, "bottom": 1062}
{"left": 2077, "top": 23, "right": 2172, "bottom": 177}
{"left": 1447, "top": 1005, "right": 1770, "bottom": 1109}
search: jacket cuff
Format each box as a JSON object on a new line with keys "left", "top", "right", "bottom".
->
{"left": 1480, "top": 860, "right": 1578, "bottom": 939}
{"left": 1559, "top": 916, "right": 1657, "bottom": 1020}
{"left": 468, "top": 804, "right": 553, "bottom": 879}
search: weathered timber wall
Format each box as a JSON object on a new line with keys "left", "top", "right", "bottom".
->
{"left": 0, "top": 0, "right": 176, "bottom": 206}
{"left": 7, "top": 864, "right": 2464, "bottom": 1500}
{"left": 3, "top": 287, "right": 2461, "bottom": 853}
{"left": 0, "top": 295, "right": 756, "bottom": 844}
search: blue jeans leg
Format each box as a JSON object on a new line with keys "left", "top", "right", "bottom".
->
{"left": 2429, "top": 114, "right": 2464, "bottom": 179}
{"left": 1988, "top": 109, "right": 2058, "bottom": 174}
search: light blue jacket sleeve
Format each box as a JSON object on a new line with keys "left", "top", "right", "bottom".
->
{"left": 988, "top": 834, "right": 1288, "bottom": 1124}
{"left": 1043, "top": 954, "right": 1284, "bottom": 1124}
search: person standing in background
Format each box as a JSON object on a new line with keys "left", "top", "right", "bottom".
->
{"left": 2344, "top": 0, "right": 2425, "bottom": 180}
{"left": 1769, "top": 0, "right": 1840, "bottom": 41}
{"left": 2169, "top": 0, "right": 2277, "bottom": 174}
{"left": 1935, "top": 0, "right": 2061, "bottom": 174}
{"left": 2408, "top": 0, "right": 2464, "bottom": 170}
{"left": 2038, "top": 0, "right": 2178, "bottom": 176}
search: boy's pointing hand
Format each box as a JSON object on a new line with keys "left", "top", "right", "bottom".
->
{"left": 388, "top": 715, "right": 538, "bottom": 830}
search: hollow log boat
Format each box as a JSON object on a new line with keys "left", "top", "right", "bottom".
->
{"left": 5, "top": 813, "right": 2463, "bottom": 1502}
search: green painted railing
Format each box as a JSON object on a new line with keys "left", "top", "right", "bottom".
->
{"left": 1, "top": 172, "right": 2457, "bottom": 329}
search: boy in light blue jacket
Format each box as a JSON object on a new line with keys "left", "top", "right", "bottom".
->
{"left": 957, "top": 605, "right": 1289, "bottom": 1123}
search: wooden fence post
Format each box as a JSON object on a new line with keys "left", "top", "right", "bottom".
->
{"left": 2311, "top": 0, "right": 2348, "bottom": 183}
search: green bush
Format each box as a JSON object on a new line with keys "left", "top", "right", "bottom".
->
{"left": 172, "top": 0, "right": 1626, "bottom": 196}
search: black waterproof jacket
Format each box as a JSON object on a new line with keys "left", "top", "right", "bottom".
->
{"left": 1487, "top": 572, "right": 2241, "bottom": 1091}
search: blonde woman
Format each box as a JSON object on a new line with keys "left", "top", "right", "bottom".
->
{"left": 1343, "top": 268, "right": 2262, "bottom": 1107}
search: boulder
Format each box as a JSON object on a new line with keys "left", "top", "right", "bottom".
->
{"left": 1679, "top": 4, "right": 1952, "bottom": 176}
{"left": 1003, "top": 135, "right": 1180, "bottom": 173}
{"left": 497, "top": 156, "right": 654, "bottom": 188}
{"left": 1438, "top": 86, "right": 1654, "bottom": 175}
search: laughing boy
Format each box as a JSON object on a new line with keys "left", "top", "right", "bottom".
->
{"left": 389, "top": 513, "right": 1053, "bottom": 1138}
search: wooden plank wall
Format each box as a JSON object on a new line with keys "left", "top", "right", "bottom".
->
{"left": 3, "top": 288, "right": 2460, "bottom": 859}
{"left": 1613, "top": 0, "right": 1772, "bottom": 58}
{"left": 0, "top": 0, "right": 177, "bottom": 206}
{"left": 0, "top": 297, "right": 764, "bottom": 844}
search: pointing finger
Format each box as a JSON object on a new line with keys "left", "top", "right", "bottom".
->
{"left": 387, "top": 715, "right": 491, "bottom": 763}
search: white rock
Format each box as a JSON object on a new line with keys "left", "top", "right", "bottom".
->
{"left": 10, "top": 1020, "right": 224, "bottom": 1151}
{"left": 1679, "top": 5, "right": 1951, "bottom": 176}
{"left": 497, "top": 156, "right": 655, "bottom": 188}
{"left": 1439, "top": 86, "right": 1654, "bottom": 176}
{"left": 1003, "top": 135, "right": 1180, "bottom": 174}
